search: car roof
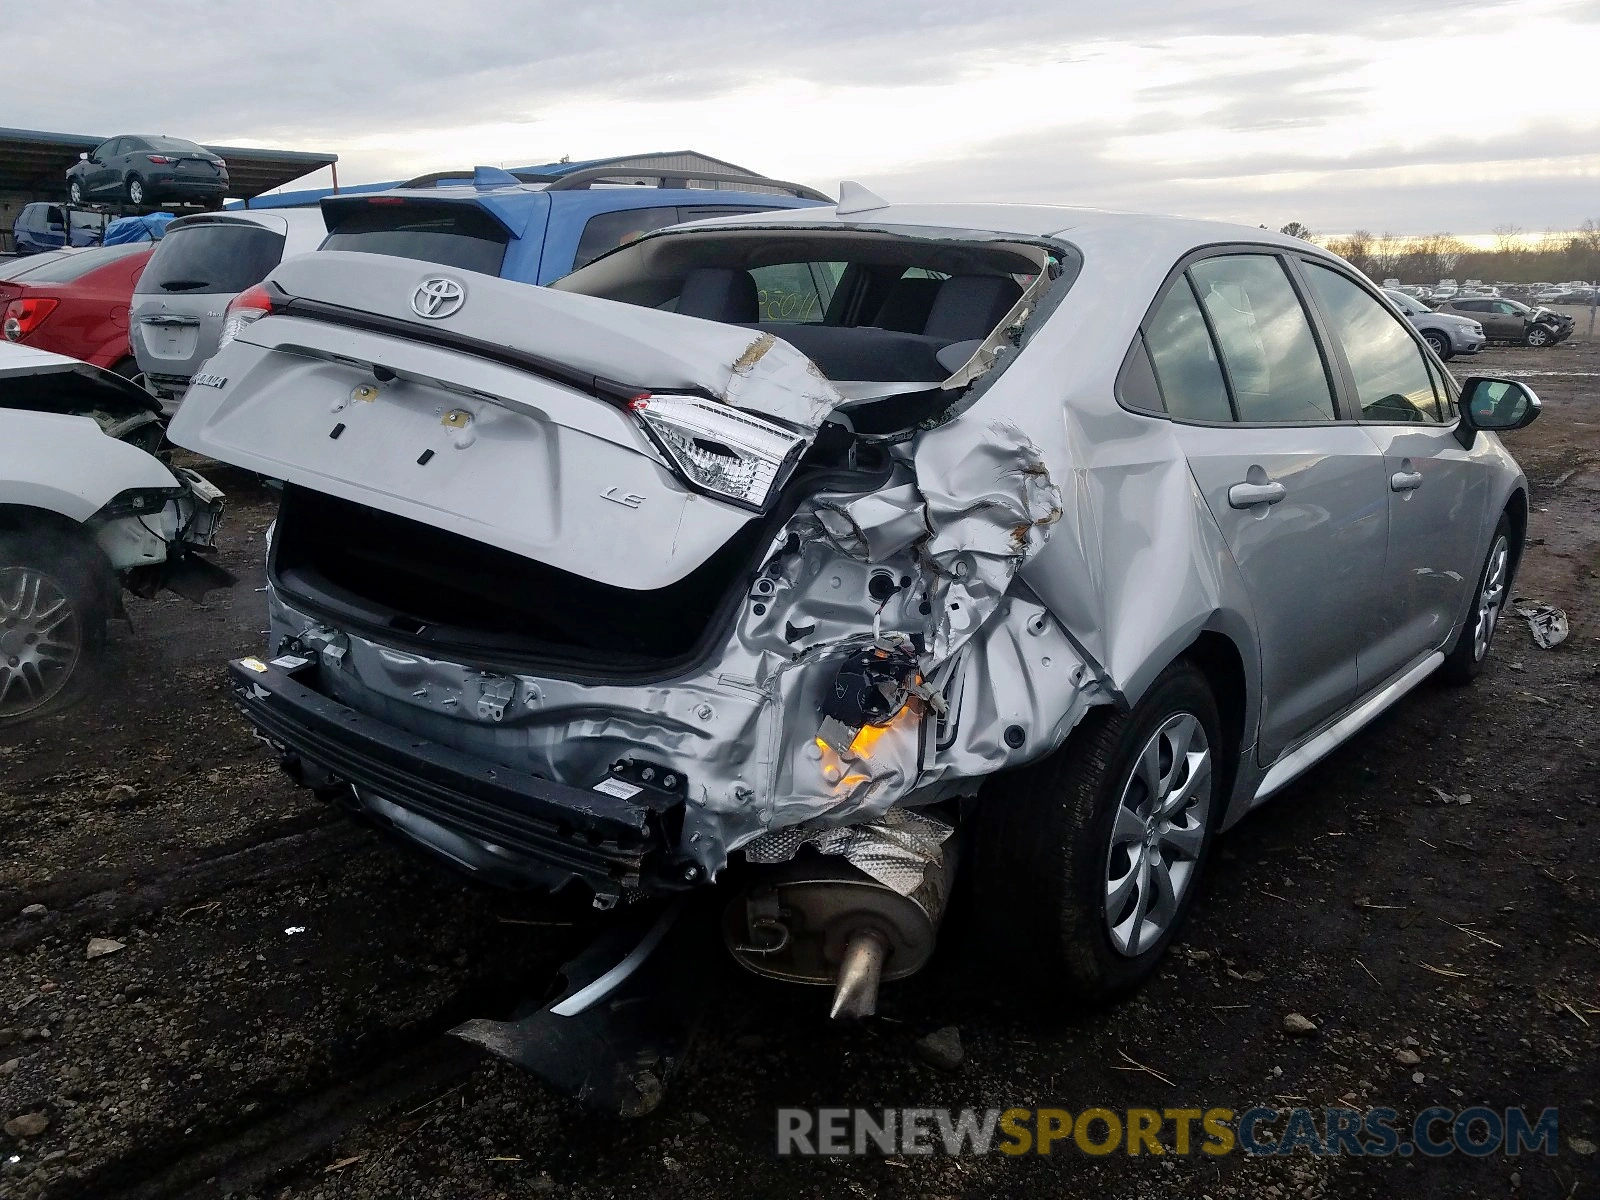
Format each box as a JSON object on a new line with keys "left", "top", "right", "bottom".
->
{"left": 632, "top": 197, "right": 1349, "bottom": 272}
{"left": 167, "top": 208, "right": 326, "bottom": 234}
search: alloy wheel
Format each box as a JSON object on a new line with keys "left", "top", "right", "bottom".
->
{"left": 128, "top": 178, "right": 144, "bottom": 205}
{"left": 1104, "top": 712, "right": 1213, "bottom": 956}
{"left": 0, "top": 566, "right": 83, "bottom": 720}
{"left": 1527, "top": 327, "right": 1550, "bottom": 347}
{"left": 1473, "top": 535, "right": 1510, "bottom": 662}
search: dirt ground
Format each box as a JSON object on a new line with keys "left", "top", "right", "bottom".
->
{"left": 2, "top": 335, "right": 1597, "bottom": 1200}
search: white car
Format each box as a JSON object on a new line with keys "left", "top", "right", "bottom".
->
{"left": 0, "top": 344, "right": 231, "bottom": 721}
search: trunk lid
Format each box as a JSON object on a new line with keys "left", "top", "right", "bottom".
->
{"left": 166, "top": 252, "right": 845, "bottom": 591}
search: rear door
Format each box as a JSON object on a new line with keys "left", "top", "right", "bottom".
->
{"left": 1298, "top": 259, "right": 1487, "bottom": 681}
{"left": 1150, "top": 250, "right": 1389, "bottom": 762}
{"left": 131, "top": 216, "right": 288, "bottom": 394}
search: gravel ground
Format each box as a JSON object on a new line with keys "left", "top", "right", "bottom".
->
{"left": 2, "top": 342, "right": 1597, "bottom": 1200}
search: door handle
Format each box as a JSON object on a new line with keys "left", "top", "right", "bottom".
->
{"left": 1390, "top": 470, "right": 1423, "bottom": 492}
{"left": 1227, "top": 480, "right": 1287, "bottom": 509}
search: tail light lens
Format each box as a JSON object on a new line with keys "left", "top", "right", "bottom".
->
{"left": 628, "top": 393, "right": 807, "bottom": 511}
{"left": 2, "top": 298, "right": 58, "bottom": 342}
{"left": 146, "top": 155, "right": 175, "bottom": 164}
{"left": 218, "top": 284, "right": 274, "bottom": 349}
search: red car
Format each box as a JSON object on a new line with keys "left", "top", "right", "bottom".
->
{"left": 0, "top": 243, "right": 154, "bottom": 375}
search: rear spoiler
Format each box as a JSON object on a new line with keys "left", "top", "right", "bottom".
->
{"left": 319, "top": 188, "right": 535, "bottom": 239}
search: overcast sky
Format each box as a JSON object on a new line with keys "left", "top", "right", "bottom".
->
{"left": 12, "top": 0, "right": 1600, "bottom": 234}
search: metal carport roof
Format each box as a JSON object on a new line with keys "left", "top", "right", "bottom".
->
{"left": 0, "top": 127, "right": 336, "bottom": 200}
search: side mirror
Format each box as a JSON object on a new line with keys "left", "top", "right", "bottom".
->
{"left": 1455, "top": 377, "right": 1541, "bottom": 448}
{"left": 78, "top": 151, "right": 89, "bottom": 161}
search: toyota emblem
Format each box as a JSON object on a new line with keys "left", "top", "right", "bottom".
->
{"left": 411, "top": 277, "right": 465, "bottom": 319}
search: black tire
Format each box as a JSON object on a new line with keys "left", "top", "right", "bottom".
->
{"left": 1438, "top": 515, "right": 1512, "bottom": 686}
{"left": 68, "top": 178, "right": 85, "bottom": 205}
{"left": 970, "top": 660, "right": 1224, "bottom": 1005}
{"left": 0, "top": 530, "right": 110, "bottom": 726}
{"left": 1525, "top": 325, "right": 1551, "bottom": 348}
{"left": 1422, "top": 330, "right": 1453, "bottom": 360}
{"left": 126, "top": 174, "right": 146, "bottom": 207}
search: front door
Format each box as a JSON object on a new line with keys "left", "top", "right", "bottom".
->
{"left": 1144, "top": 252, "right": 1389, "bottom": 761}
{"left": 1298, "top": 260, "right": 1487, "bottom": 685}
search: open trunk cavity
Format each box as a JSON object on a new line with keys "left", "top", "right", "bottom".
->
{"left": 270, "top": 484, "right": 774, "bottom": 676}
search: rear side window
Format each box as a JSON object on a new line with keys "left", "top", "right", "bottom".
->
{"left": 750, "top": 262, "right": 843, "bottom": 323}
{"left": 572, "top": 207, "right": 685, "bottom": 271}
{"left": 1143, "top": 277, "right": 1233, "bottom": 422}
{"left": 1189, "top": 255, "right": 1336, "bottom": 423}
{"left": 322, "top": 202, "right": 509, "bottom": 276}
{"left": 1303, "top": 262, "right": 1442, "bottom": 423}
{"left": 138, "top": 222, "right": 286, "bottom": 294}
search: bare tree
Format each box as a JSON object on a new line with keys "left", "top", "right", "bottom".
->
{"left": 1326, "top": 230, "right": 1375, "bottom": 273}
{"left": 1492, "top": 223, "right": 1527, "bottom": 257}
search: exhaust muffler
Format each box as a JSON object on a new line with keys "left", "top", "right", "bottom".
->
{"left": 722, "top": 823, "right": 956, "bottom": 1019}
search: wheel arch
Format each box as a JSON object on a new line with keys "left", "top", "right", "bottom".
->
{"left": 1503, "top": 486, "right": 1529, "bottom": 580}
{"left": 1178, "top": 630, "right": 1249, "bottom": 819}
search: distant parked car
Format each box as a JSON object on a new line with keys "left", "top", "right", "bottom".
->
{"left": 1437, "top": 296, "right": 1573, "bottom": 347}
{"left": 1384, "top": 288, "right": 1484, "bottom": 359}
{"left": 0, "top": 243, "right": 154, "bottom": 374}
{"left": 0, "top": 344, "right": 230, "bottom": 723}
{"left": 10, "top": 203, "right": 107, "bottom": 255}
{"left": 67, "top": 136, "right": 228, "bottom": 208}
{"left": 130, "top": 208, "right": 327, "bottom": 411}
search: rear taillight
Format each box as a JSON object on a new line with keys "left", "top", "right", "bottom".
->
{"left": 146, "top": 154, "right": 175, "bottom": 164}
{"left": 2, "top": 298, "right": 58, "bottom": 341}
{"left": 217, "top": 284, "right": 274, "bottom": 349}
{"left": 628, "top": 393, "right": 808, "bottom": 511}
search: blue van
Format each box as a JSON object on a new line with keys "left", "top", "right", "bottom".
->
{"left": 10, "top": 203, "right": 108, "bottom": 254}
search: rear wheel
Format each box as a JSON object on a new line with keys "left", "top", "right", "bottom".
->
{"left": 971, "top": 660, "right": 1223, "bottom": 1005}
{"left": 0, "top": 532, "right": 107, "bottom": 725}
{"left": 1525, "top": 325, "right": 1551, "bottom": 348}
{"left": 1439, "top": 516, "right": 1511, "bottom": 685}
{"left": 1422, "top": 330, "right": 1453, "bottom": 360}
{"left": 126, "top": 175, "right": 146, "bottom": 207}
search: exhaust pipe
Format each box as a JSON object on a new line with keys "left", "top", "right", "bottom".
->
{"left": 828, "top": 928, "right": 890, "bottom": 1019}
{"left": 722, "top": 825, "right": 956, "bottom": 1019}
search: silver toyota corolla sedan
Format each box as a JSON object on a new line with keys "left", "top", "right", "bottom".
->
{"left": 169, "top": 186, "right": 1538, "bottom": 1022}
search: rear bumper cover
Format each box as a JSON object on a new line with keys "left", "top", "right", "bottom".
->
{"left": 227, "top": 657, "right": 690, "bottom": 903}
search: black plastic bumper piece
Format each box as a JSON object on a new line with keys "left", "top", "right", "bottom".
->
{"left": 226, "top": 658, "right": 682, "bottom": 898}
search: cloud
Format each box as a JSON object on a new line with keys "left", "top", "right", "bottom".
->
{"left": 3, "top": 0, "right": 1595, "bottom": 231}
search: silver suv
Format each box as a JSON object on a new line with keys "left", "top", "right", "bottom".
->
{"left": 1383, "top": 287, "right": 1485, "bottom": 359}
{"left": 130, "top": 209, "right": 327, "bottom": 412}
{"left": 171, "top": 195, "right": 1537, "bottom": 1020}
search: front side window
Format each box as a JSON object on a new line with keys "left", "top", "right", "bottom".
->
{"left": 1189, "top": 255, "right": 1336, "bottom": 423}
{"left": 1303, "top": 262, "right": 1441, "bottom": 423}
{"left": 1142, "top": 276, "right": 1233, "bottom": 422}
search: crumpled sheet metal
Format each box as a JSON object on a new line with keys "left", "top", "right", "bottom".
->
{"left": 1513, "top": 601, "right": 1569, "bottom": 649}
{"left": 910, "top": 419, "right": 1064, "bottom": 661}
{"left": 742, "top": 808, "right": 954, "bottom": 896}
{"left": 266, "top": 414, "right": 1096, "bottom": 882}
